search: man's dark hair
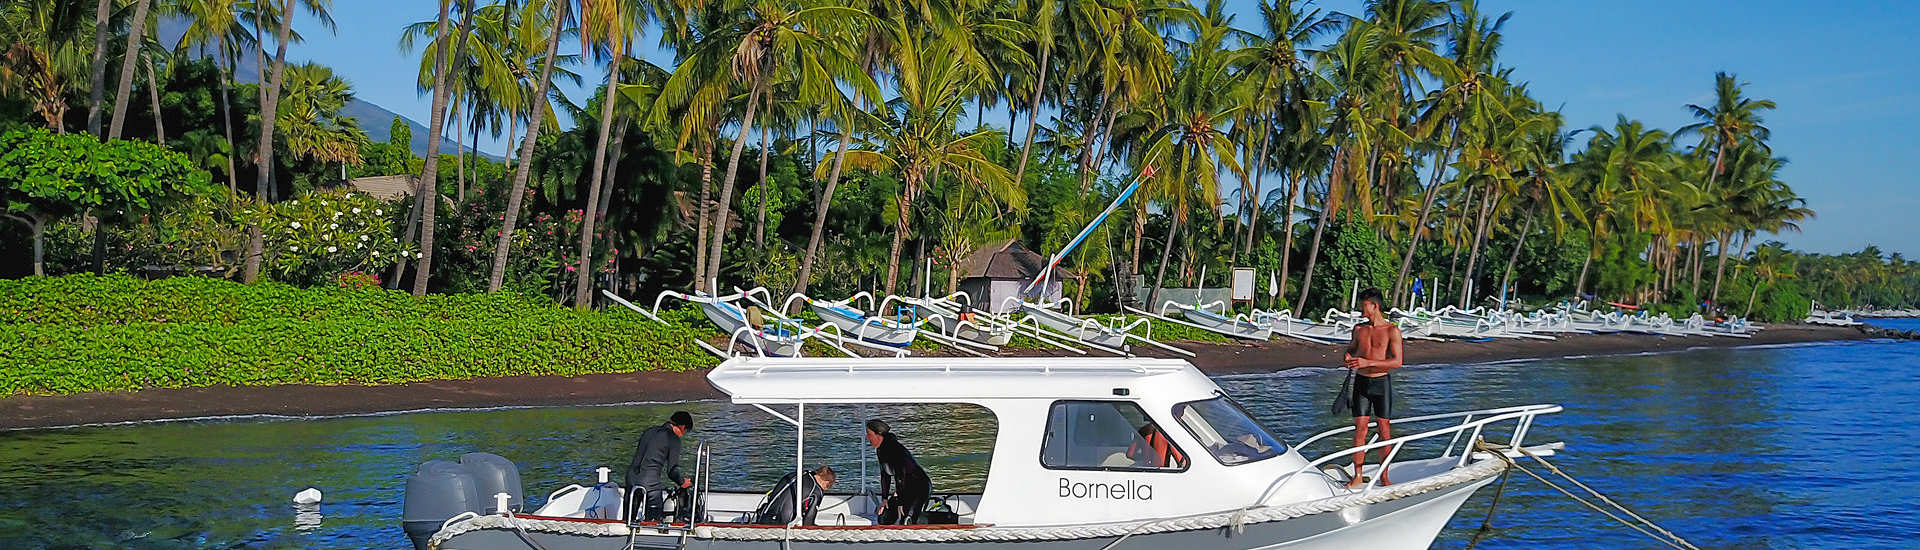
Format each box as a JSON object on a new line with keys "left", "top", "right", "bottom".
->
{"left": 866, "top": 419, "right": 890, "bottom": 435}
{"left": 670, "top": 411, "right": 694, "bottom": 430}
{"left": 1358, "top": 288, "right": 1385, "bottom": 307}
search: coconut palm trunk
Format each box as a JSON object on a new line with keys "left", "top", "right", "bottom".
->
{"left": 85, "top": 0, "right": 112, "bottom": 135}
{"left": 596, "top": 117, "right": 629, "bottom": 221}
{"left": 707, "top": 76, "right": 769, "bottom": 292}
{"left": 241, "top": 0, "right": 297, "bottom": 283}
{"left": 486, "top": 0, "right": 565, "bottom": 292}
{"left": 694, "top": 146, "right": 712, "bottom": 289}
{"left": 1710, "top": 232, "right": 1733, "bottom": 304}
{"left": 793, "top": 108, "right": 855, "bottom": 302}
{"left": 1148, "top": 214, "right": 1184, "bottom": 308}
{"left": 1394, "top": 121, "right": 1459, "bottom": 304}
{"left": 1460, "top": 185, "right": 1497, "bottom": 307}
{"left": 212, "top": 38, "right": 238, "bottom": 192}
{"left": 1242, "top": 130, "right": 1272, "bottom": 256}
{"left": 145, "top": 58, "right": 165, "bottom": 145}
{"left": 107, "top": 0, "right": 154, "bottom": 140}
{"left": 755, "top": 123, "right": 770, "bottom": 249}
{"left": 1297, "top": 152, "right": 1345, "bottom": 311}
{"left": 1277, "top": 169, "right": 1300, "bottom": 310}
{"left": 573, "top": 44, "right": 626, "bottom": 308}
{"left": 1013, "top": 45, "right": 1050, "bottom": 184}
{"left": 1498, "top": 207, "right": 1536, "bottom": 303}
{"left": 410, "top": 0, "right": 471, "bottom": 296}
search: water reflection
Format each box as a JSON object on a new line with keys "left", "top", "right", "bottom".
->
{"left": 1, "top": 340, "right": 1917, "bottom": 548}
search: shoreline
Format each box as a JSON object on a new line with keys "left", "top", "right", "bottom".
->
{"left": 0, "top": 324, "right": 1874, "bottom": 431}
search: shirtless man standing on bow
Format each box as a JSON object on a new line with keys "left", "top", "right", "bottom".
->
{"left": 1344, "top": 288, "right": 1403, "bottom": 488}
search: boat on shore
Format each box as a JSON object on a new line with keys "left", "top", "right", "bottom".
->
{"left": 408, "top": 356, "right": 1562, "bottom": 550}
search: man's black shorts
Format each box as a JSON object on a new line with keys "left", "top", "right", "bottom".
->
{"left": 1350, "top": 374, "right": 1392, "bottom": 418}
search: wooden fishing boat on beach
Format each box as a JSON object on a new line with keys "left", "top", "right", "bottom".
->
{"left": 407, "top": 356, "right": 1566, "bottom": 550}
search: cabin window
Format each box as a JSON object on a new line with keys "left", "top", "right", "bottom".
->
{"left": 1040, "top": 401, "right": 1189, "bottom": 471}
{"left": 1174, "top": 397, "right": 1287, "bottom": 466}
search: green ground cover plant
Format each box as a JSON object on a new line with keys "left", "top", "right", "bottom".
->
{"left": 0, "top": 274, "right": 719, "bottom": 396}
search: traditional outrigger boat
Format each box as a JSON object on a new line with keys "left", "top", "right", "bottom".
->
{"left": 784, "top": 292, "right": 920, "bottom": 348}
{"left": 411, "top": 356, "right": 1564, "bottom": 550}
{"left": 1126, "top": 300, "right": 1274, "bottom": 341}
{"left": 1253, "top": 309, "right": 1356, "bottom": 344}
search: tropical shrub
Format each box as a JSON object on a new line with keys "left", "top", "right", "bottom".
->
{"left": 0, "top": 274, "right": 721, "bottom": 396}
{"left": 261, "top": 189, "right": 413, "bottom": 285}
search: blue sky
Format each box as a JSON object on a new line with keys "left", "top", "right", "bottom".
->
{"left": 290, "top": 0, "right": 1920, "bottom": 257}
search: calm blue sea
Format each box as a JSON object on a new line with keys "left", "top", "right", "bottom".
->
{"left": 2, "top": 338, "right": 1918, "bottom": 549}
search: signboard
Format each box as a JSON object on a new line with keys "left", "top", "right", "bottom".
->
{"left": 1231, "top": 267, "right": 1256, "bottom": 301}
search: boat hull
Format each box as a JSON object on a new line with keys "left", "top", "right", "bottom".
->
{"left": 809, "top": 303, "right": 917, "bottom": 347}
{"left": 1177, "top": 307, "right": 1274, "bottom": 340}
{"left": 433, "top": 474, "right": 1492, "bottom": 550}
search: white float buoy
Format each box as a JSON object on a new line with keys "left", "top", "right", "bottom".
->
{"left": 293, "top": 487, "right": 323, "bottom": 505}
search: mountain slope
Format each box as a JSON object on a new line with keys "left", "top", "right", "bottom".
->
{"left": 155, "top": 17, "right": 498, "bottom": 161}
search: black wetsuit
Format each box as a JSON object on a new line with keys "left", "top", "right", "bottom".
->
{"left": 754, "top": 472, "right": 826, "bottom": 526}
{"left": 625, "top": 423, "right": 684, "bottom": 522}
{"left": 875, "top": 433, "right": 930, "bottom": 525}
{"left": 1349, "top": 373, "right": 1393, "bottom": 418}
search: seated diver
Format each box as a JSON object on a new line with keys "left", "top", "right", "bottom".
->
{"left": 753, "top": 466, "right": 837, "bottom": 526}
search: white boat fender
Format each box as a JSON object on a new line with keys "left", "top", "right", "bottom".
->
{"left": 293, "top": 487, "right": 322, "bottom": 505}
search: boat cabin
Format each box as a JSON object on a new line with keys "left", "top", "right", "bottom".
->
{"left": 691, "top": 356, "right": 1341, "bottom": 527}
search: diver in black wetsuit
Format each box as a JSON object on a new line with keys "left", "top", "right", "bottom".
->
{"left": 626, "top": 411, "right": 694, "bottom": 522}
{"left": 754, "top": 466, "right": 837, "bottom": 526}
{"left": 865, "top": 419, "right": 930, "bottom": 525}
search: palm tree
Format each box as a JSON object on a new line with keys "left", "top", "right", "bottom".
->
{"left": 488, "top": 0, "right": 571, "bottom": 292}
{"left": 86, "top": 0, "right": 112, "bottom": 135}
{"left": 790, "top": 0, "right": 889, "bottom": 301}
{"left": 1295, "top": 19, "right": 1385, "bottom": 310}
{"left": 106, "top": 0, "right": 155, "bottom": 140}
{"left": 1010, "top": 0, "right": 1057, "bottom": 186}
{"left": 1569, "top": 116, "right": 1670, "bottom": 297}
{"left": 663, "top": 0, "right": 874, "bottom": 293}
{"left": 1, "top": 0, "right": 94, "bottom": 132}
{"left": 278, "top": 62, "right": 367, "bottom": 170}
{"left": 240, "top": 0, "right": 311, "bottom": 283}
{"left": 1391, "top": 0, "right": 1503, "bottom": 304}
{"left": 1236, "top": 0, "right": 1331, "bottom": 260}
{"left": 1679, "top": 72, "right": 1774, "bottom": 304}
{"left": 568, "top": 0, "right": 654, "bottom": 308}
{"left": 176, "top": 0, "right": 254, "bottom": 192}
{"left": 823, "top": 32, "right": 1023, "bottom": 295}
{"left": 1136, "top": 1, "right": 1245, "bottom": 306}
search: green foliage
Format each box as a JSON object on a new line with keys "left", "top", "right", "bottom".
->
{"left": 0, "top": 128, "right": 213, "bottom": 220}
{"left": 1312, "top": 216, "right": 1393, "bottom": 309}
{"left": 261, "top": 189, "right": 413, "bottom": 285}
{"left": 0, "top": 275, "right": 721, "bottom": 396}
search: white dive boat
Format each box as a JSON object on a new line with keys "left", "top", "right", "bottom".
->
{"left": 411, "top": 356, "right": 1563, "bottom": 550}
{"left": 785, "top": 292, "right": 919, "bottom": 348}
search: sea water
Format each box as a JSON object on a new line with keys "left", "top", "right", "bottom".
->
{"left": 2, "top": 337, "right": 1918, "bottom": 549}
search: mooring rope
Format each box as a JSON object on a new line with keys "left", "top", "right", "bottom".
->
{"left": 1474, "top": 441, "right": 1699, "bottom": 550}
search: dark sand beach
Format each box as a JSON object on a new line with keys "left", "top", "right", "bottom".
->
{"left": 0, "top": 324, "right": 1870, "bottom": 430}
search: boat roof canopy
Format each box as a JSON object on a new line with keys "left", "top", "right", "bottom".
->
{"left": 706, "top": 357, "right": 1214, "bottom": 404}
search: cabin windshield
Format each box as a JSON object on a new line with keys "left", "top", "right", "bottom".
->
{"left": 1173, "top": 397, "right": 1286, "bottom": 465}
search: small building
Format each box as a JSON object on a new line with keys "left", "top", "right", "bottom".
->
{"left": 347, "top": 174, "right": 416, "bottom": 200}
{"left": 956, "top": 240, "right": 1062, "bottom": 314}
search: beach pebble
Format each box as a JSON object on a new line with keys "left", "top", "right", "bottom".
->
{"left": 293, "top": 487, "right": 323, "bottom": 504}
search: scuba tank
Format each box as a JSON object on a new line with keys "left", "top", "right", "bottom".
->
{"left": 582, "top": 467, "right": 624, "bottom": 520}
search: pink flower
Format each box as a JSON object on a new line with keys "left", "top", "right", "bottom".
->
{"left": 565, "top": 265, "right": 576, "bottom": 272}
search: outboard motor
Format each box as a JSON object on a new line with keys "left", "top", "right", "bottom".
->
{"left": 401, "top": 460, "right": 481, "bottom": 550}
{"left": 459, "top": 452, "right": 524, "bottom": 512}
